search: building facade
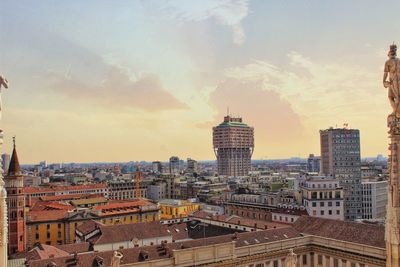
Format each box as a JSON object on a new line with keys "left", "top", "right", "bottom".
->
{"left": 4, "top": 141, "right": 25, "bottom": 255}
{"left": 169, "top": 156, "right": 180, "bottom": 175}
{"left": 301, "top": 176, "right": 344, "bottom": 220}
{"left": 307, "top": 154, "right": 321, "bottom": 173}
{"left": 362, "top": 180, "right": 388, "bottom": 220}
{"left": 320, "top": 128, "right": 362, "bottom": 220}
{"left": 107, "top": 179, "right": 148, "bottom": 200}
{"left": 213, "top": 116, "right": 254, "bottom": 177}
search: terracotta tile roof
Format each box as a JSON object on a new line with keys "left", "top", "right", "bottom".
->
{"left": 292, "top": 216, "right": 385, "bottom": 248}
{"left": 76, "top": 220, "right": 103, "bottom": 236}
{"left": 27, "top": 210, "right": 68, "bottom": 223}
{"left": 91, "top": 221, "right": 174, "bottom": 245}
{"left": 30, "top": 201, "right": 74, "bottom": 212}
{"left": 55, "top": 243, "right": 91, "bottom": 254}
{"left": 166, "top": 223, "right": 189, "bottom": 241}
{"left": 192, "top": 211, "right": 287, "bottom": 230}
{"left": 27, "top": 228, "right": 302, "bottom": 267}
{"left": 26, "top": 244, "right": 69, "bottom": 261}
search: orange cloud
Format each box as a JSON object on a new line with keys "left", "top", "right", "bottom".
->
{"left": 46, "top": 67, "right": 188, "bottom": 111}
{"left": 203, "top": 79, "right": 304, "bottom": 157}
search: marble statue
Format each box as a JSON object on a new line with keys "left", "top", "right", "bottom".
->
{"left": 383, "top": 44, "right": 400, "bottom": 117}
{"left": 0, "top": 75, "right": 9, "bottom": 114}
{"left": 285, "top": 249, "right": 297, "bottom": 267}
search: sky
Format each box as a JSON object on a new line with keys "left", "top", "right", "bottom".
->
{"left": 0, "top": 0, "right": 397, "bottom": 163}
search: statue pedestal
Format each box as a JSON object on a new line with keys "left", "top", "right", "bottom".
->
{"left": 387, "top": 114, "right": 400, "bottom": 267}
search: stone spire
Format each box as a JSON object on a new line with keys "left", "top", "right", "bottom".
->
{"left": 0, "top": 74, "right": 9, "bottom": 266}
{"left": 7, "top": 137, "right": 21, "bottom": 177}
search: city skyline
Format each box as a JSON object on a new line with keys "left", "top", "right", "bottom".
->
{"left": 1, "top": 0, "right": 398, "bottom": 163}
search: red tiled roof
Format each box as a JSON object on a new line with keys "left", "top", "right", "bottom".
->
{"left": 27, "top": 210, "right": 68, "bottom": 223}
{"left": 292, "top": 216, "right": 385, "bottom": 248}
{"left": 31, "top": 201, "right": 74, "bottom": 212}
{"left": 192, "top": 211, "right": 287, "bottom": 230}
{"left": 26, "top": 244, "right": 69, "bottom": 261}
{"left": 55, "top": 243, "right": 91, "bottom": 254}
{"left": 27, "top": 227, "right": 302, "bottom": 267}
{"left": 76, "top": 220, "right": 103, "bottom": 236}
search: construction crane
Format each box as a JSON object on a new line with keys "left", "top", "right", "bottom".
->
{"left": 135, "top": 162, "right": 141, "bottom": 198}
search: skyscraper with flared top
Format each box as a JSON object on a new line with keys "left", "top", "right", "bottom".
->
{"left": 213, "top": 115, "right": 254, "bottom": 176}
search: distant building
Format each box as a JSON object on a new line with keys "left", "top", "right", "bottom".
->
{"left": 186, "top": 158, "right": 198, "bottom": 174}
{"left": 320, "top": 128, "right": 362, "bottom": 220}
{"left": 1, "top": 153, "right": 10, "bottom": 175}
{"left": 301, "top": 176, "right": 344, "bottom": 220}
{"left": 158, "top": 199, "right": 201, "bottom": 219}
{"left": 169, "top": 156, "right": 180, "bottom": 175}
{"left": 307, "top": 154, "right": 320, "bottom": 173}
{"left": 107, "top": 179, "right": 148, "bottom": 200}
{"left": 362, "top": 180, "right": 388, "bottom": 219}
{"left": 147, "top": 182, "right": 167, "bottom": 201}
{"left": 152, "top": 161, "right": 162, "bottom": 174}
{"left": 213, "top": 115, "right": 254, "bottom": 176}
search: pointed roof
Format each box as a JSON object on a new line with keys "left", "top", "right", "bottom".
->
{"left": 8, "top": 137, "right": 21, "bottom": 176}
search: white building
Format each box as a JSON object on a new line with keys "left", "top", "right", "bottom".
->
{"left": 301, "top": 176, "right": 344, "bottom": 220}
{"left": 362, "top": 180, "right": 388, "bottom": 219}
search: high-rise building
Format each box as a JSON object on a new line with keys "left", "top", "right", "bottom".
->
{"left": 307, "top": 154, "right": 320, "bottom": 173}
{"left": 152, "top": 161, "right": 162, "bottom": 174}
{"left": 362, "top": 180, "right": 388, "bottom": 219}
{"left": 213, "top": 116, "right": 254, "bottom": 177}
{"left": 1, "top": 154, "right": 10, "bottom": 175}
{"left": 320, "top": 128, "right": 362, "bottom": 220}
{"left": 5, "top": 139, "right": 25, "bottom": 254}
{"left": 169, "top": 156, "right": 180, "bottom": 175}
{"left": 186, "top": 158, "right": 198, "bottom": 175}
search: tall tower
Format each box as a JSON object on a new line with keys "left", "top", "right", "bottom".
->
{"left": 5, "top": 138, "right": 25, "bottom": 255}
{"left": 213, "top": 115, "right": 254, "bottom": 176}
{"left": 320, "top": 128, "right": 362, "bottom": 220}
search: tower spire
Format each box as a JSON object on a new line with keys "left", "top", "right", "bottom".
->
{"left": 7, "top": 136, "right": 21, "bottom": 176}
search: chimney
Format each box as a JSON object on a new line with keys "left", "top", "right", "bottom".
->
{"left": 265, "top": 225, "right": 268, "bottom": 230}
{"left": 254, "top": 223, "right": 257, "bottom": 230}
{"left": 238, "top": 220, "right": 241, "bottom": 225}
{"left": 111, "top": 251, "right": 123, "bottom": 267}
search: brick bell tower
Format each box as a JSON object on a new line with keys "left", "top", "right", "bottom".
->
{"left": 5, "top": 137, "right": 25, "bottom": 255}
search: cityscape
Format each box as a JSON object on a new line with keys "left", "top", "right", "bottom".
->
{"left": 0, "top": 1, "right": 399, "bottom": 267}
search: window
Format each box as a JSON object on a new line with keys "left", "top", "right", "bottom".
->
{"left": 320, "top": 202, "right": 325, "bottom": 207}
{"left": 312, "top": 202, "right": 316, "bottom": 207}
{"left": 321, "top": 211, "right": 325, "bottom": 215}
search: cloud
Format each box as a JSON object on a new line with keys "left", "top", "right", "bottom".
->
{"left": 45, "top": 66, "right": 188, "bottom": 111}
{"left": 202, "top": 79, "right": 304, "bottom": 156}
{"left": 224, "top": 51, "right": 381, "bottom": 121}
{"left": 157, "top": 0, "right": 250, "bottom": 45}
